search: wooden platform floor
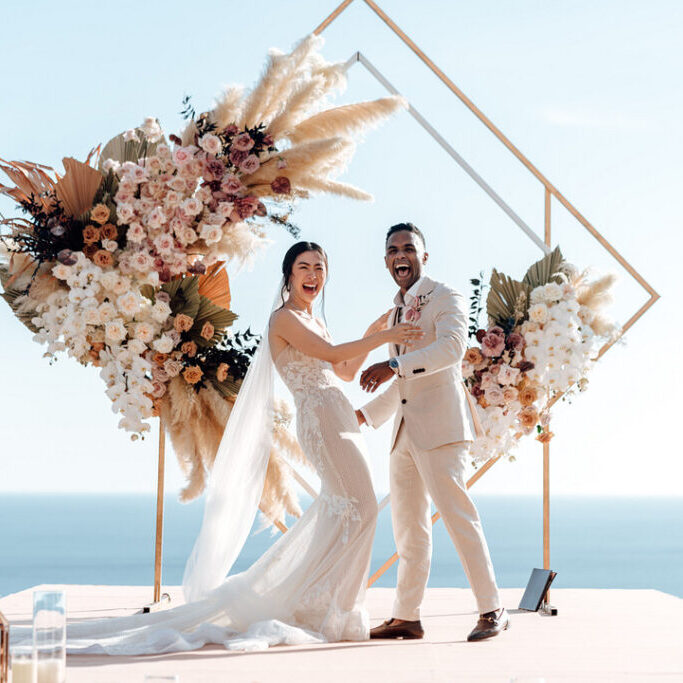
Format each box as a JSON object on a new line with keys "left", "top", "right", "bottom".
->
{"left": 2, "top": 585, "right": 682, "bottom": 682}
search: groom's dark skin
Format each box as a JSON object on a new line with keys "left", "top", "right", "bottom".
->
{"left": 356, "top": 230, "right": 429, "bottom": 425}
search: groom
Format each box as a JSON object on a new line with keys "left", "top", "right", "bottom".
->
{"left": 356, "top": 222, "right": 509, "bottom": 642}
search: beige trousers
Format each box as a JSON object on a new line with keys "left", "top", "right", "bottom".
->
{"left": 390, "top": 423, "right": 501, "bottom": 620}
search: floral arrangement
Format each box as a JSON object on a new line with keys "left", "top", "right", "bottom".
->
{"left": 463, "top": 247, "right": 619, "bottom": 465}
{"left": 0, "top": 34, "right": 404, "bottom": 521}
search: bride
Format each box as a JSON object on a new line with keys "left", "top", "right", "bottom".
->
{"left": 13, "top": 241, "right": 422, "bottom": 654}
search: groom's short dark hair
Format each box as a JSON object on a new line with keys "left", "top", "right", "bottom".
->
{"left": 386, "top": 222, "right": 426, "bottom": 249}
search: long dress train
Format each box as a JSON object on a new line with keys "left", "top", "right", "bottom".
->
{"left": 11, "top": 343, "right": 378, "bottom": 653}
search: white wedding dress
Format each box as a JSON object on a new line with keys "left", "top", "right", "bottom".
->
{"left": 12, "top": 338, "right": 378, "bottom": 653}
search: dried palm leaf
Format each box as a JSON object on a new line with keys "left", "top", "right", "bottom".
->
{"left": 0, "top": 158, "right": 57, "bottom": 210}
{"left": 522, "top": 246, "right": 564, "bottom": 289}
{"left": 487, "top": 269, "right": 530, "bottom": 328}
{"left": 197, "top": 261, "right": 231, "bottom": 310}
{"left": 191, "top": 296, "right": 237, "bottom": 347}
{"left": 54, "top": 158, "right": 103, "bottom": 217}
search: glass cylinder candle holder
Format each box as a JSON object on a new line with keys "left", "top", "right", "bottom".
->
{"left": 32, "top": 591, "right": 66, "bottom": 683}
{"left": 9, "top": 645, "right": 36, "bottom": 683}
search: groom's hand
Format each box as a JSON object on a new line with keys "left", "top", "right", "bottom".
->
{"left": 355, "top": 409, "right": 366, "bottom": 426}
{"left": 360, "top": 361, "right": 394, "bottom": 393}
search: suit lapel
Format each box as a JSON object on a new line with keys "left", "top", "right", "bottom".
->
{"left": 391, "top": 305, "right": 401, "bottom": 357}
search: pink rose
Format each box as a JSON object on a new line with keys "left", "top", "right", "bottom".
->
{"left": 488, "top": 326, "right": 505, "bottom": 338}
{"left": 263, "top": 133, "right": 274, "bottom": 146}
{"left": 229, "top": 148, "right": 248, "bottom": 166}
{"left": 239, "top": 154, "right": 260, "bottom": 174}
{"left": 480, "top": 373, "right": 496, "bottom": 390}
{"left": 481, "top": 332, "right": 505, "bottom": 357}
{"left": 221, "top": 175, "right": 244, "bottom": 195}
{"left": 203, "top": 158, "right": 226, "bottom": 182}
{"left": 497, "top": 364, "right": 521, "bottom": 386}
{"left": 173, "top": 147, "right": 193, "bottom": 166}
{"left": 404, "top": 307, "right": 420, "bottom": 322}
{"left": 152, "top": 365, "right": 170, "bottom": 383}
{"left": 224, "top": 124, "right": 239, "bottom": 135}
{"left": 503, "top": 387, "right": 519, "bottom": 403}
{"left": 232, "top": 133, "right": 255, "bottom": 151}
{"left": 151, "top": 380, "right": 167, "bottom": 398}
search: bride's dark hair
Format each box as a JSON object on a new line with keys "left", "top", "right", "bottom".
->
{"left": 279, "top": 241, "right": 329, "bottom": 319}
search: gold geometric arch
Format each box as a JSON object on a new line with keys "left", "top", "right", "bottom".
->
{"left": 231, "top": 0, "right": 658, "bottom": 603}
{"left": 307, "top": 0, "right": 659, "bottom": 589}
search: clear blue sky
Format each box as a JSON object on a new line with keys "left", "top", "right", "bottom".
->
{"left": 1, "top": 0, "right": 681, "bottom": 496}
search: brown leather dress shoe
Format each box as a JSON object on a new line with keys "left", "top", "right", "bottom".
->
{"left": 370, "top": 618, "right": 424, "bottom": 640}
{"left": 467, "top": 607, "right": 510, "bottom": 642}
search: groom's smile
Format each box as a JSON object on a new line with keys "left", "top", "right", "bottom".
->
{"left": 385, "top": 229, "right": 428, "bottom": 293}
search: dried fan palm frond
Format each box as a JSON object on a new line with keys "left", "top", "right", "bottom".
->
{"left": 522, "top": 246, "right": 564, "bottom": 289}
{"left": 287, "top": 96, "right": 406, "bottom": 145}
{"left": 487, "top": 269, "right": 531, "bottom": 328}
{"left": 197, "top": 261, "right": 231, "bottom": 310}
{"left": 213, "top": 85, "right": 245, "bottom": 128}
{"left": 261, "top": 451, "right": 302, "bottom": 526}
{"left": 0, "top": 158, "right": 57, "bottom": 211}
{"left": 54, "top": 158, "right": 103, "bottom": 217}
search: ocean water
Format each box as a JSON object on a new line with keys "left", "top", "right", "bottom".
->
{"left": 1, "top": 494, "right": 682, "bottom": 599}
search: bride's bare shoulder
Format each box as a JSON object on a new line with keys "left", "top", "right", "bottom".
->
{"left": 269, "top": 307, "right": 296, "bottom": 331}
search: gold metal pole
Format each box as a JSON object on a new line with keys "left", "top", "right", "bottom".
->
{"left": 313, "top": 0, "right": 356, "bottom": 35}
{"left": 153, "top": 418, "right": 166, "bottom": 603}
{"left": 543, "top": 188, "right": 552, "bottom": 606}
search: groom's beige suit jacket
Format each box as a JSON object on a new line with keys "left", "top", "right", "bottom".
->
{"left": 361, "top": 276, "right": 482, "bottom": 451}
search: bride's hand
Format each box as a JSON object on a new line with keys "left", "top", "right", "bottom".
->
{"left": 383, "top": 322, "right": 424, "bottom": 346}
{"left": 367, "top": 308, "right": 394, "bottom": 335}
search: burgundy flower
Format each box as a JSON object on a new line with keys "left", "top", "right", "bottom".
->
{"left": 516, "top": 360, "right": 535, "bottom": 373}
{"left": 188, "top": 261, "right": 207, "bottom": 274}
{"left": 488, "top": 325, "right": 505, "bottom": 338}
{"left": 255, "top": 201, "right": 268, "bottom": 217}
{"left": 232, "top": 133, "right": 255, "bottom": 152}
{"left": 262, "top": 133, "right": 274, "bottom": 146}
{"left": 475, "top": 328, "right": 487, "bottom": 343}
{"left": 270, "top": 175, "right": 291, "bottom": 194}
{"left": 506, "top": 332, "right": 525, "bottom": 351}
{"left": 203, "top": 158, "right": 225, "bottom": 182}
{"left": 159, "top": 267, "right": 172, "bottom": 283}
{"left": 229, "top": 148, "right": 248, "bottom": 166}
{"left": 239, "top": 154, "right": 260, "bottom": 174}
{"left": 471, "top": 384, "right": 484, "bottom": 398}
{"left": 155, "top": 291, "right": 171, "bottom": 304}
{"left": 234, "top": 196, "right": 260, "bottom": 219}
{"left": 224, "top": 124, "right": 239, "bottom": 135}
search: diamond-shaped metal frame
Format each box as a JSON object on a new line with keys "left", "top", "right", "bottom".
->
{"left": 267, "top": 0, "right": 659, "bottom": 591}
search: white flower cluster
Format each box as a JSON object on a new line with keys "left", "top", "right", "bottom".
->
{"left": 32, "top": 252, "right": 174, "bottom": 435}
{"left": 468, "top": 275, "right": 617, "bottom": 466}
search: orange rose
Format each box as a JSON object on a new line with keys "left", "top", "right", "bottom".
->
{"left": 464, "top": 348, "right": 484, "bottom": 366}
{"left": 90, "top": 203, "right": 111, "bottom": 225}
{"left": 519, "top": 406, "right": 539, "bottom": 432}
{"left": 200, "top": 321, "right": 215, "bottom": 340}
{"left": 182, "top": 365, "right": 203, "bottom": 384}
{"left": 82, "top": 225, "right": 101, "bottom": 244}
{"left": 101, "top": 223, "right": 118, "bottom": 240}
{"left": 174, "top": 314, "right": 195, "bottom": 333}
{"left": 216, "top": 362, "right": 230, "bottom": 382}
{"left": 153, "top": 352, "right": 169, "bottom": 366}
{"left": 93, "top": 250, "right": 113, "bottom": 267}
{"left": 536, "top": 430, "right": 555, "bottom": 445}
{"left": 181, "top": 341, "right": 197, "bottom": 357}
{"left": 477, "top": 396, "right": 490, "bottom": 409}
{"left": 519, "top": 386, "right": 538, "bottom": 407}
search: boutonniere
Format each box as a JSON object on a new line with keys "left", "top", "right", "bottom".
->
{"left": 404, "top": 289, "right": 434, "bottom": 322}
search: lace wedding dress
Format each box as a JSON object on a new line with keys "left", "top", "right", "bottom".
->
{"left": 12, "top": 341, "right": 378, "bottom": 654}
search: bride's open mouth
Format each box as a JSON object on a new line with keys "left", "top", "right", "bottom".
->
{"left": 302, "top": 282, "right": 319, "bottom": 295}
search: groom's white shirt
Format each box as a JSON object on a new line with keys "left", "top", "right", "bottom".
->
{"left": 360, "top": 275, "right": 479, "bottom": 451}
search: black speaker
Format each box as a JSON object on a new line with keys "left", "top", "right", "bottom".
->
{"left": 519, "top": 568, "right": 557, "bottom": 612}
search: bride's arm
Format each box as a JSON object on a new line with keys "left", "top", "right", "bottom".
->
{"left": 270, "top": 309, "right": 421, "bottom": 366}
{"left": 332, "top": 309, "right": 394, "bottom": 382}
